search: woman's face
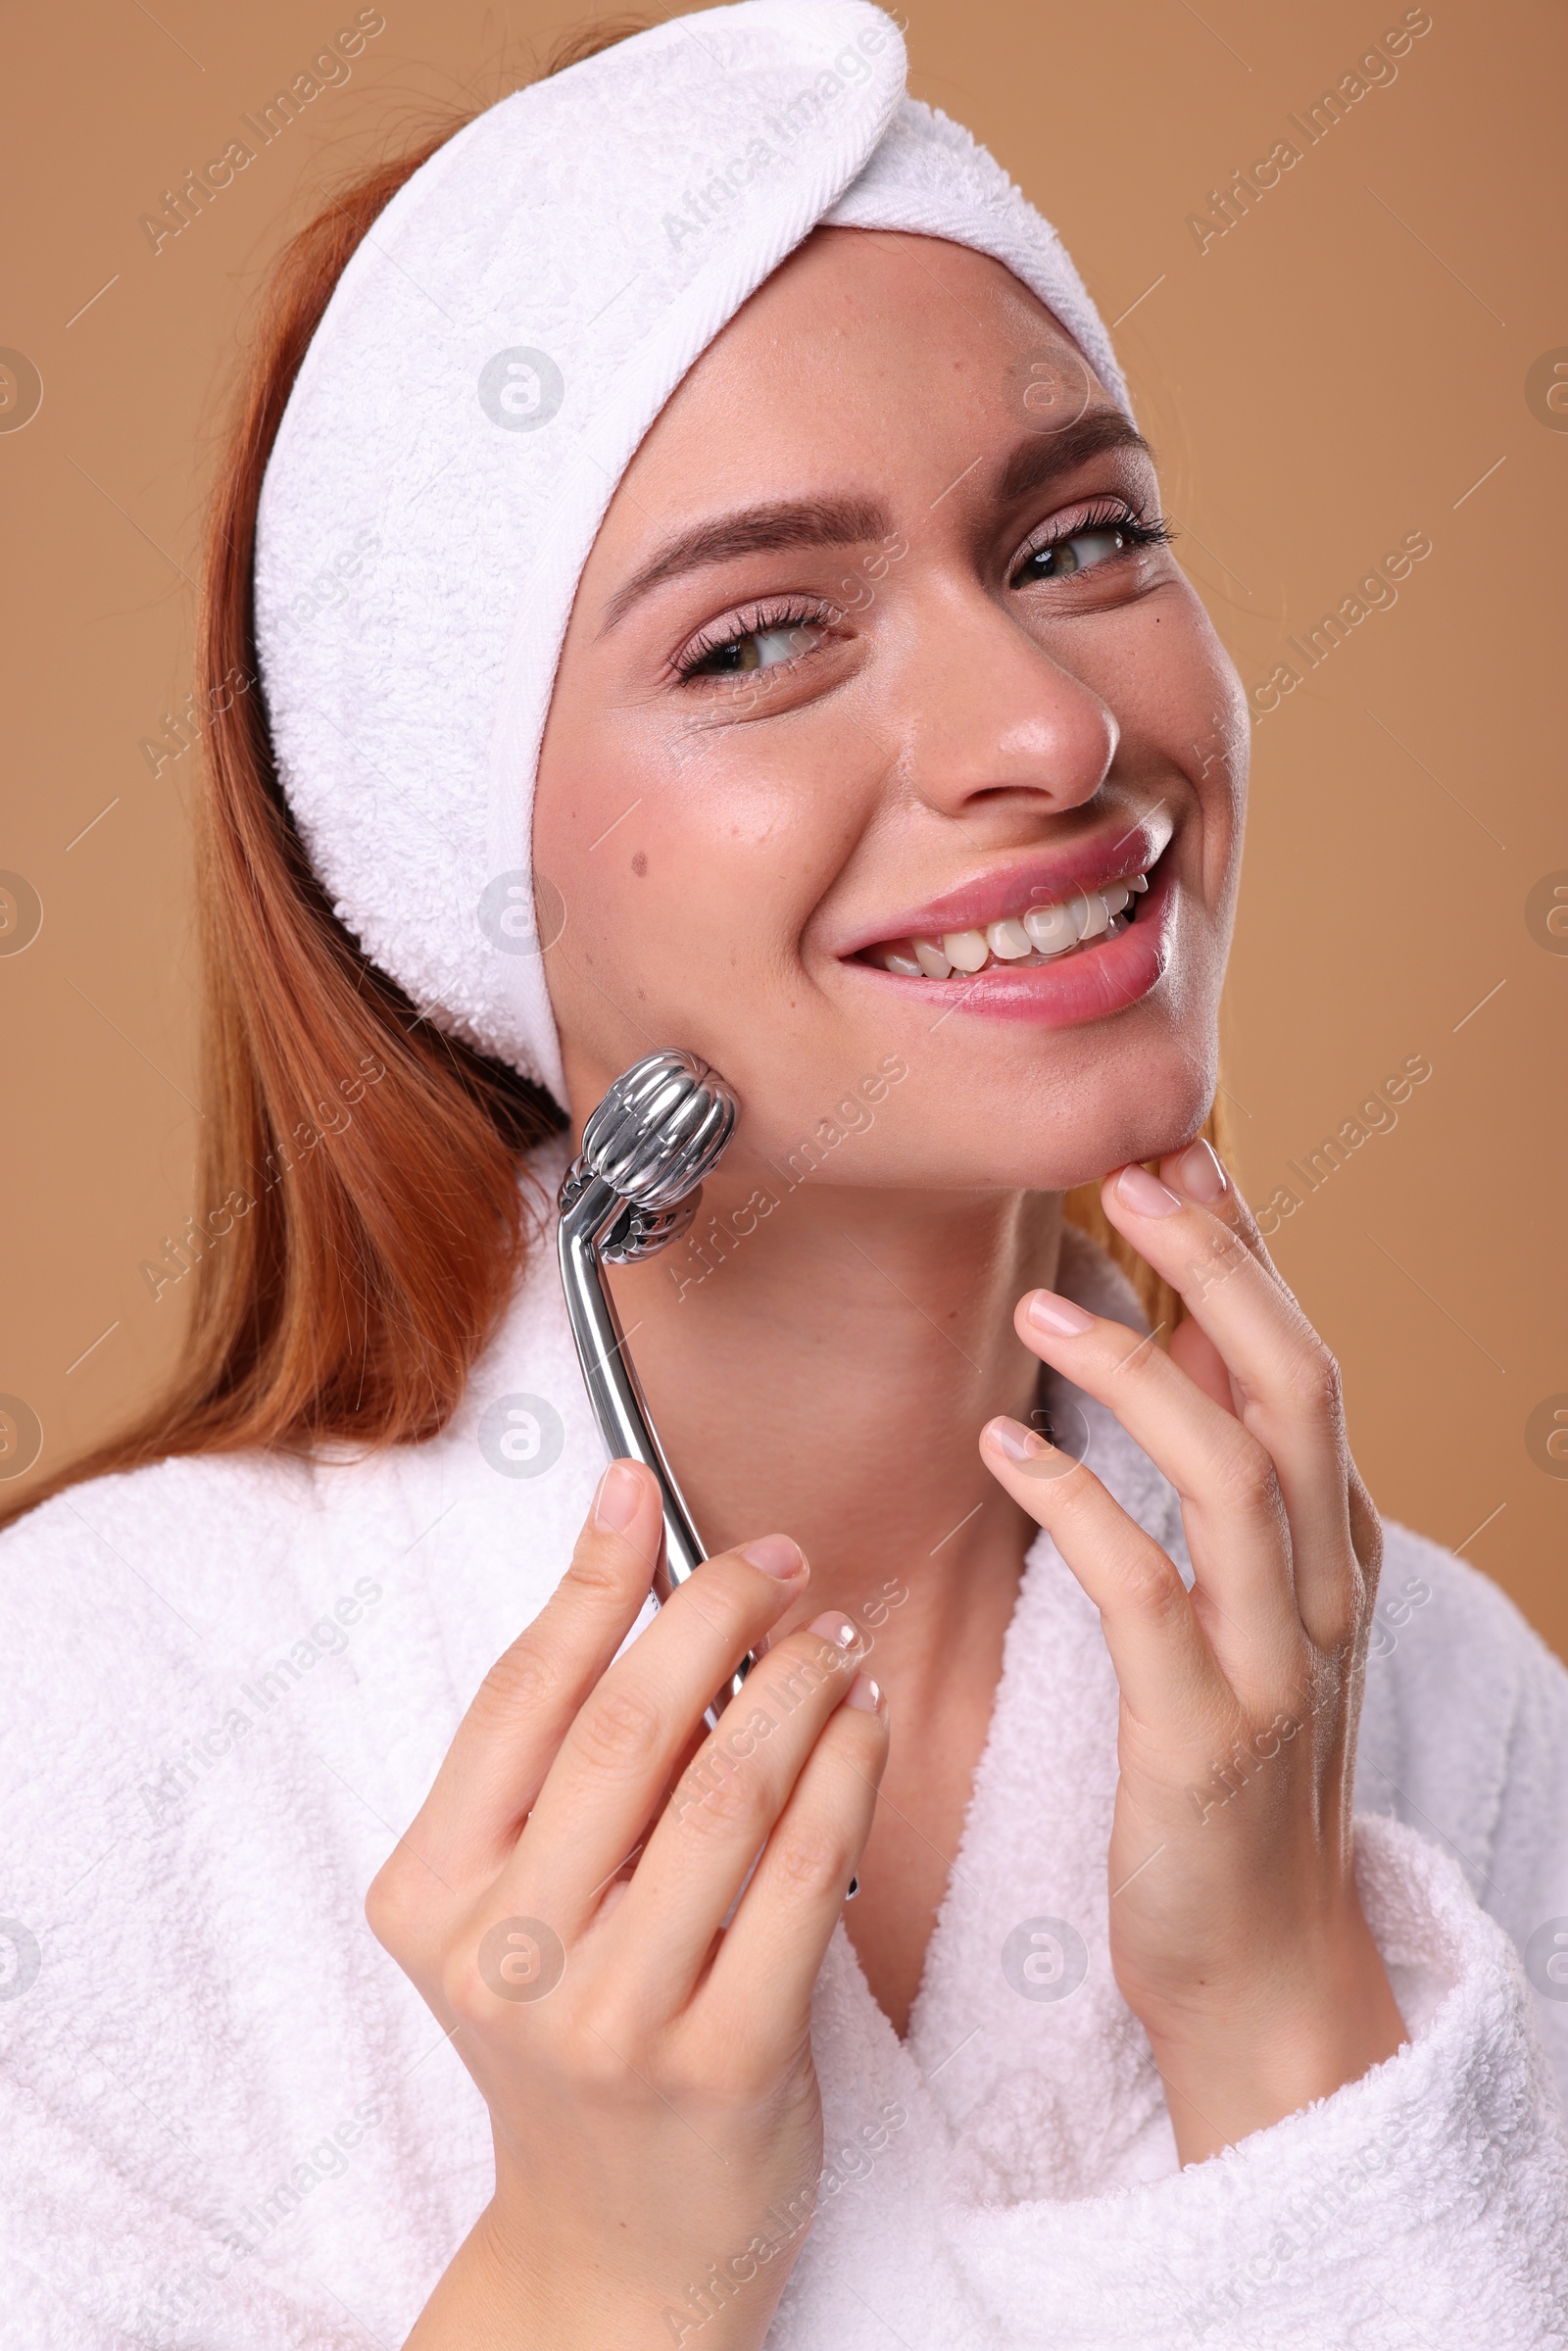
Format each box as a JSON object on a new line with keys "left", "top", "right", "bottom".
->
{"left": 534, "top": 227, "right": 1246, "bottom": 1194}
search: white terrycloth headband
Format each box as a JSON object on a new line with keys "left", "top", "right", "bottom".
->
{"left": 254, "top": 0, "right": 1131, "bottom": 1108}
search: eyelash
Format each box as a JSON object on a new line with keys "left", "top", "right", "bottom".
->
{"left": 673, "top": 596, "right": 842, "bottom": 685}
{"left": 1009, "top": 497, "right": 1172, "bottom": 585}
{"left": 670, "top": 499, "right": 1173, "bottom": 685}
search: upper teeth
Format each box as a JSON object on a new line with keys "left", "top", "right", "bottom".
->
{"left": 874, "top": 871, "right": 1149, "bottom": 978}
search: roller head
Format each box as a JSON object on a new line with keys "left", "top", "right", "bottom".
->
{"left": 574, "top": 1049, "right": 738, "bottom": 1260}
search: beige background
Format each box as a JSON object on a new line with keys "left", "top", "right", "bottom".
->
{"left": 4, "top": 0, "right": 1564, "bottom": 1652}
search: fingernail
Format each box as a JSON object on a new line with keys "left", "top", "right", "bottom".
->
{"left": 808, "top": 1609, "right": 858, "bottom": 1648}
{"left": 1025, "top": 1289, "right": 1095, "bottom": 1337}
{"left": 740, "top": 1533, "right": 806, "bottom": 1581}
{"left": 984, "top": 1414, "right": 1051, "bottom": 1463}
{"left": 1115, "top": 1163, "right": 1182, "bottom": 1217}
{"left": 592, "top": 1461, "right": 642, "bottom": 1533}
{"left": 1173, "top": 1138, "right": 1227, "bottom": 1202}
{"left": 845, "top": 1673, "right": 882, "bottom": 1713}
{"left": 987, "top": 1417, "right": 1080, "bottom": 1484}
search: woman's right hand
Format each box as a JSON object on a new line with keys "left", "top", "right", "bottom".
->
{"left": 367, "top": 1456, "right": 888, "bottom": 2351}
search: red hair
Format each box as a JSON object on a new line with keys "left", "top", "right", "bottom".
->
{"left": 5, "top": 19, "right": 1221, "bottom": 1529}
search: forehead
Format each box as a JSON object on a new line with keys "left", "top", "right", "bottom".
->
{"left": 614, "top": 227, "right": 1115, "bottom": 505}
{"left": 720, "top": 222, "right": 1080, "bottom": 346}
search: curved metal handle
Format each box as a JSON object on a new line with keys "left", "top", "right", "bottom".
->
{"left": 558, "top": 1169, "right": 752, "bottom": 1732}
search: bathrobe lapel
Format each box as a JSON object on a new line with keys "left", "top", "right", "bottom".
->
{"left": 770, "top": 1270, "right": 1195, "bottom": 2346}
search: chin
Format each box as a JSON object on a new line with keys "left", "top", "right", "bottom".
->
{"left": 713, "top": 1036, "right": 1216, "bottom": 1200}
{"left": 833, "top": 1004, "right": 1222, "bottom": 1196}
{"left": 1033, "top": 1025, "right": 1219, "bottom": 1189}
{"left": 949, "top": 1096, "right": 1212, "bottom": 1194}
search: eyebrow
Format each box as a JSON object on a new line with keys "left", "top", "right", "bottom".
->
{"left": 996, "top": 411, "right": 1155, "bottom": 505}
{"left": 598, "top": 495, "right": 893, "bottom": 633}
{"left": 596, "top": 409, "right": 1155, "bottom": 635}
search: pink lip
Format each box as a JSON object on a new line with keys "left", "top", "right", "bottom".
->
{"left": 833, "top": 814, "right": 1174, "bottom": 961}
{"left": 842, "top": 857, "right": 1176, "bottom": 1029}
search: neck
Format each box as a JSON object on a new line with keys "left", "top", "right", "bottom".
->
{"left": 606, "top": 1173, "right": 1064, "bottom": 1701}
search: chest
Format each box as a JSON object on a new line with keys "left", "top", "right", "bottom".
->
{"left": 841, "top": 1680, "right": 1000, "bottom": 2039}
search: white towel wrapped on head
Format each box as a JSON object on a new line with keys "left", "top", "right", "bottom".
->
{"left": 253, "top": 0, "right": 1130, "bottom": 1105}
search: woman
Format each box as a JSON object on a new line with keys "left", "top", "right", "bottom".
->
{"left": 3, "top": 5, "right": 1565, "bottom": 2346}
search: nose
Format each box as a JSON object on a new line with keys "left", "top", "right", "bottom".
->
{"left": 886, "top": 575, "right": 1117, "bottom": 825}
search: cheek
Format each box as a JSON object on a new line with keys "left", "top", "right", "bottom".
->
{"left": 1118, "top": 592, "right": 1248, "bottom": 905}
{"left": 1138, "top": 591, "right": 1243, "bottom": 740}
{"left": 533, "top": 706, "right": 857, "bottom": 1061}
{"left": 1070, "top": 592, "right": 1246, "bottom": 1045}
{"left": 600, "top": 747, "right": 825, "bottom": 942}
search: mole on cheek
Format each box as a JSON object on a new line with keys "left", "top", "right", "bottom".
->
{"left": 631, "top": 851, "right": 648, "bottom": 877}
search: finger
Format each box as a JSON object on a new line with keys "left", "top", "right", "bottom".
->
{"left": 1159, "top": 1138, "right": 1292, "bottom": 1295}
{"left": 1100, "top": 1151, "right": 1360, "bottom": 1643}
{"left": 1007, "top": 1290, "right": 1303, "bottom": 1682}
{"left": 397, "top": 1459, "right": 666, "bottom": 1886}
{"left": 1348, "top": 1462, "right": 1385, "bottom": 1595}
{"left": 602, "top": 1611, "right": 873, "bottom": 2012}
{"left": 704, "top": 1671, "right": 888, "bottom": 2061}
{"left": 514, "top": 1531, "right": 813, "bottom": 1936}
{"left": 1168, "top": 1313, "right": 1239, "bottom": 1416}
{"left": 979, "top": 1417, "right": 1234, "bottom": 1730}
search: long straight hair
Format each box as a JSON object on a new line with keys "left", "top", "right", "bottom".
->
{"left": 4, "top": 24, "right": 1224, "bottom": 1530}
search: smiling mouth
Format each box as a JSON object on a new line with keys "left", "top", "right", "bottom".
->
{"left": 855, "top": 864, "right": 1153, "bottom": 980}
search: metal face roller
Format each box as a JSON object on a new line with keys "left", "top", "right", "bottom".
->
{"left": 557, "top": 1050, "right": 743, "bottom": 1730}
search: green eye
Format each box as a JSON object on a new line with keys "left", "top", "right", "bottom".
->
{"left": 1016, "top": 526, "right": 1126, "bottom": 584}
{"left": 686, "top": 617, "right": 823, "bottom": 677}
{"left": 722, "top": 624, "right": 815, "bottom": 672}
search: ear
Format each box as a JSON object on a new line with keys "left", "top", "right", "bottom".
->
{"left": 1168, "top": 1313, "right": 1240, "bottom": 1416}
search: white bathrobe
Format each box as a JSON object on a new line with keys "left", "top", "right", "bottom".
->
{"left": 3, "top": 1136, "right": 1566, "bottom": 2349}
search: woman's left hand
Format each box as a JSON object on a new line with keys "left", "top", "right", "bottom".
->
{"left": 980, "top": 1137, "right": 1408, "bottom": 2167}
